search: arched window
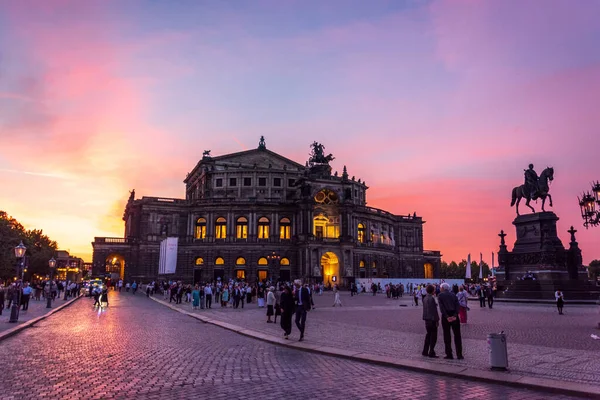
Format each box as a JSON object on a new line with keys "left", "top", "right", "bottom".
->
{"left": 359, "top": 260, "right": 365, "bottom": 268}
{"left": 357, "top": 223, "right": 365, "bottom": 243}
{"left": 280, "top": 258, "right": 290, "bottom": 266}
{"left": 236, "top": 217, "right": 248, "bottom": 239}
{"left": 279, "top": 217, "right": 291, "bottom": 240}
{"left": 215, "top": 217, "right": 227, "bottom": 239}
{"left": 195, "top": 257, "right": 204, "bottom": 266}
{"left": 258, "top": 257, "right": 268, "bottom": 266}
{"left": 258, "top": 217, "right": 270, "bottom": 239}
{"left": 236, "top": 257, "right": 246, "bottom": 265}
{"left": 215, "top": 257, "right": 225, "bottom": 265}
{"left": 195, "top": 217, "right": 206, "bottom": 239}
{"left": 372, "top": 261, "right": 377, "bottom": 269}
{"left": 370, "top": 230, "right": 374, "bottom": 243}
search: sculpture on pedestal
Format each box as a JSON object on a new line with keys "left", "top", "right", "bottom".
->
{"left": 510, "top": 165, "right": 554, "bottom": 215}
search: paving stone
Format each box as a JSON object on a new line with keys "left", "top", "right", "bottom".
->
{"left": 0, "top": 292, "right": 582, "bottom": 399}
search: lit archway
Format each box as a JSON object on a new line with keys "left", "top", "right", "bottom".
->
{"left": 424, "top": 263, "right": 434, "bottom": 279}
{"left": 320, "top": 252, "right": 339, "bottom": 286}
{"left": 105, "top": 253, "right": 125, "bottom": 281}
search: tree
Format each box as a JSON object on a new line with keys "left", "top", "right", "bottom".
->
{"left": 440, "top": 260, "right": 463, "bottom": 279}
{"left": 0, "top": 211, "right": 57, "bottom": 280}
{"left": 588, "top": 259, "right": 600, "bottom": 281}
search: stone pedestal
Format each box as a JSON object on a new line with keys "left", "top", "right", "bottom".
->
{"left": 502, "top": 212, "right": 568, "bottom": 280}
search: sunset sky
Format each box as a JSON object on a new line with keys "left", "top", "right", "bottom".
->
{"left": 1, "top": 0, "right": 599, "bottom": 264}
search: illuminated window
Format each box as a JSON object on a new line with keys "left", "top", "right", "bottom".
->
{"left": 359, "top": 260, "right": 365, "bottom": 268}
{"left": 215, "top": 217, "right": 227, "bottom": 239}
{"left": 280, "top": 258, "right": 290, "bottom": 266}
{"left": 195, "top": 218, "right": 207, "bottom": 239}
{"left": 195, "top": 257, "right": 204, "bottom": 266}
{"left": 236, "top": 257, "right": 246, "bottom": 265}
{"left": 280, "top": 217, "right": 291, "bottom": 240}
{"left": 236, "top": 270, "right": 246, "bottom": 280}
{"left": 215, "top": 257, "right": 225, "bottom": 265}
{"left": 236, "top": 217, "right": 248, "bottom": 239}
{"left": 372, "top": 261, "right": 377, "bottom": 269}
{"left": 258, "top": 257, "right": 268, "bottom": 266}
{"left": 357, "top": 223, "right": 365, "bottom": 243}
{"left": 313, "top": 215, "right": 339, "bottom": 239}
{"left": 258, "top": 217, "right": 270, "bottom": 239}
{"left": 370, "top": 230, "right": 374, "bottom": 242}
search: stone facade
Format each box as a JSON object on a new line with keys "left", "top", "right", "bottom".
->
{"left": 92, "top": 140, "right": 441, "bottom": 285}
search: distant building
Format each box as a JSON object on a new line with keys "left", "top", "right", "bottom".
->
{"left": 54, "top": 250, "right": 84, "bottom": 282}
{"left": 92, "top": 138, "right": 440, "bottom": 285}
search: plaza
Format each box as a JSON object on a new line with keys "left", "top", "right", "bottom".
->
{"left": 0, "top": 291, "right": 595, "bottom": 399}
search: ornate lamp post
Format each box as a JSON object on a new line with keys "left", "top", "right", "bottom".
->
{"left": 578, "top": 181, "right": 600, "bottom": 228}
{"left": 47, "top": 257, "right": 56, "bottom": 308}
{"left": 9, "top": 241, "right": 27, "bottom": 323}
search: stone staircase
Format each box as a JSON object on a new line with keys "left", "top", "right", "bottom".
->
{"left": 496, "top": 280, "right": 600, "bottom": 302}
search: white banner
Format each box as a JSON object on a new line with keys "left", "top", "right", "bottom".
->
{"left": 159, "top": 237, "right": 178, "bottom": 275}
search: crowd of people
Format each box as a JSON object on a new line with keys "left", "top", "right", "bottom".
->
{"left": 0, "top": 279, "right": 81, "bottom": 315}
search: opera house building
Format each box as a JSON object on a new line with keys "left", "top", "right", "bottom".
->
{"left": 92, "top": 138, "right": 440, "bottom": 285}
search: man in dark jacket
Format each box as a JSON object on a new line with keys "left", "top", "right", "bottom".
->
{"left": 294, "top": 280, "right": 311, "bottom": 341}
{"left": 422, "top": 284, "right": 439, "bottom": 358}
{"left": 438, "top": 283, "right": 463, "bottom": 360}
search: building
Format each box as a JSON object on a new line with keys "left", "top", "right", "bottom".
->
{"left": 54, "top": 250, "right": 84, "bottom": 282}
{"left": 92, "top": 138, "right": 440, "bottom": 285}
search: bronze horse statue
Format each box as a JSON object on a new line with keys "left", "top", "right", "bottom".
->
{"left": 511, "top": 167, "right": 554, "bottom": 215}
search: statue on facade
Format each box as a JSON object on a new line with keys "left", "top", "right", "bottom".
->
{"left": 511, "top": 165, "right": 554, "bottom": 215}
{"left": 258, "top": 136, "right": 266, "bottom": 150}
{"left": 202, "top": 150, "right": 211, "bottom": 159}
{"left": 308, "top": 141, "right": 335, "bottom": 166}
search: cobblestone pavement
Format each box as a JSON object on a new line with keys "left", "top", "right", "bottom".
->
{"left": 159, "top": 290, "right": 600, "bottom": 387}
{"left": 0, "top": 292, "right": 581, "bottom": 400}
{"left": 0, "top": 295, "right": 69, "bottom": 333}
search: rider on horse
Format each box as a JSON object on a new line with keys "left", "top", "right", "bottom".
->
{"left": 524, "top": 164, "right": 539, "bottom": 199}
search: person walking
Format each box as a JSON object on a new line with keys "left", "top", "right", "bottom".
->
{"left": 413, "top": 288, "right": 420, "bottom": 306}
{"left": 294, "top": 280, "right": 311, "bottom": 341}
{"left": 332, "top": 284, "right": 342, "bottom": 307}
{"left": 422, "top": 284, "right": 439, "bottom": 358}
{"left": 486, "top": 285, "right": 494, "bottom": 309}
{"left": 205, "top": 284, "right": 213, "bottom": 309}
{"left": 438, "top": 283, "right": 463, "bottom": 360}
{"left": 279, "top": 285, "right": 295, "bottom": 339}
{"left": 266, "top": 287, "right": 275, "bottom": 323}
{"left": 457, "top": 286, "right": 469, "bottom": 324}
{"left": 273, "top": 286, "right": 281, "bottom": 323}
{"left": 192, "top": 285, "right": 200, "bottom": 310}
{"left": 477, "top": 285, "right": 486, "bottom": 308}
{"left": 21, "top": 282, "right": 32, "bottom": 311}
{"left": 555, "top": 290, "right": 565, "bottom": 315}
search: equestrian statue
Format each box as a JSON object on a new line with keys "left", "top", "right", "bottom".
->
{"left": 511, "top": 164, "right": 554, "bottom": 215}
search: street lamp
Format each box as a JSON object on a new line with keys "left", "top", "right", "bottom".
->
{"left": 578, "top": 181, "right": 600, "bottom": 228}
{"left": 47, "top": 257, "right": 56, "bottom": 308}
{"left": 9, "top": 241, "right": 27, "bottom": 323}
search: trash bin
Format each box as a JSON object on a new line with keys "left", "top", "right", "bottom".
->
{"left": 487, "top": 332, "right": 508, "bottom": 371}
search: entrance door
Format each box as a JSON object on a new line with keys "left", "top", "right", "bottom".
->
{"left": 279, "top": 269, "right": 291, "bottom": 282}
{"left": 258, "top": 270, "right": 267, "bottom": 282}
{"left": 320, "top": 252, "right": 339, "bottom": 286}
{"left": 193, "top": 269, "right": 202, "bottom": 284}
{"left": 213, "top": 268, "right": 224, "bottom": 282}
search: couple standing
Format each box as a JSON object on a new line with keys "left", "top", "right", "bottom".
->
{"left": 422, "top": 283, "right": 463, "bottom": 360}
{"left": 280, "top": 280, "right": 311, "bottom": 341}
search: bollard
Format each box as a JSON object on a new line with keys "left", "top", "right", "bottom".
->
{"left": 487, "top": 331, "right": 508, "bottom": 371}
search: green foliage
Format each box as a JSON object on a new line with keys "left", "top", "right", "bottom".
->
{"left": 0, "top": 211, "right": 57, "bottom": 280}
{"left": 440, "top": 258, "right": 491, "bottom": 280}
{"left": 588, "top": 259, "right": 600, "bottom": 280}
